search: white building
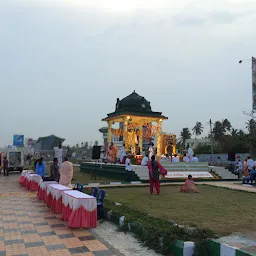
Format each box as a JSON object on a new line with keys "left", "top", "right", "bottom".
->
{"left": 185, "top": 138, "right": 211, "bottom": 149}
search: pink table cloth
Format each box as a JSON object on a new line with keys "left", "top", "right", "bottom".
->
{"left": 26, "top": 174, "right": 42, "bottom": 191}
{"left": 19, "top": 170, "right": 33, "bottom": 186}
{"left": 46, "top": 184, "right": 72, "bottom": 213}
{"left": 61, "top": 190, "right": 97, "bottom": 228}
{"left": 37, "top": 181, "right": 58, "bottom": 201}
{"left": 19, "top": 171, "right": 42, "bottom": 191}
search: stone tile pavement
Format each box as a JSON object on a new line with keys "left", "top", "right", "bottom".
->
{"left": 0, "top": 174, "right": 118, "bottom": 256}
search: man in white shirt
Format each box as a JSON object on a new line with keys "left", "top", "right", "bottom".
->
{"left": 141, "top": 154, "right": 149, "bottom": 166}
{"left": 191, "top": 154, "right": 199, "bottom": 162}
{"left": 187, "top": 146, "right": 194, "bottom": 161}
{"left": 125, "top": 155, "right": 133, "bottom": 182}
{"left": 119, "top": 144, "right": 126, "bottom": 164}
{"left": 172, "top": 154, "right": 179, "bottom": 162}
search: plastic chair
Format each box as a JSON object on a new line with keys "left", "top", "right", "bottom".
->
{"left": 90, "top": 187, "right": 98, "bottom": 198}
{"left": 97, "top": 189, "right": 106, "bottom": 219}
{"left": 73, "top": 183, "right": 84, "bottom": 192}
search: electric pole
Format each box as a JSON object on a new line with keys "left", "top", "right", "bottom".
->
{"left": 210, "top": 119, "right": 214, "bottom": 163}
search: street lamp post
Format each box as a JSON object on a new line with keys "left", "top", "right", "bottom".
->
{"left": 239, "top": 57, "right": 256, "bottom": 114}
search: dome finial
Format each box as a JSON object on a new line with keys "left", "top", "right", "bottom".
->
{"left": 133, "top": 90, "right": 136, "bottom": 93}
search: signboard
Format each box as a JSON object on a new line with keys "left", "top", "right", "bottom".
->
{"left": 13, "top": 135, "right": 24, "bottom": 147}
{"left": 165, "top": 171, "right": 213, "bottom": 179}
{"left": 27, "top": 138, "right": 33, "bottom": 148}
{"left": 253, "top": 57, "right": 256, "bottom": 110}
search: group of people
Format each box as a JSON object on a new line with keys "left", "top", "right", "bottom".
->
{"left": 240, "top": 156, "right": 256, "bottom": 184}
{"left": 145, "top": 154, "right": 199, "bottom": 194}
{"left": 35, "top": 156, "right": 74, "bottom": 188}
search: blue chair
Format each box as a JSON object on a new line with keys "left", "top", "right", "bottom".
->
{"left": 97, "top": 189, "right": 106, "bottom": 219}
{"left": 73, "top": 183, "right": 84, "bottom": 192}
{"left": 90, "top": 187, "right": 98, "bottom": 198}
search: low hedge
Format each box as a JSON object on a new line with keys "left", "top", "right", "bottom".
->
{"left": 103, "top": 199, "right": 218, "bottom": 256}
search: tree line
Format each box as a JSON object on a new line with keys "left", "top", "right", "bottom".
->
{"left": 178, "top": 118, "right": 256, "bottom": 154}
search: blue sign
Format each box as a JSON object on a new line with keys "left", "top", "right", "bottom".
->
{"left": 13, "top": 135, "right": 24, "bottom": 147}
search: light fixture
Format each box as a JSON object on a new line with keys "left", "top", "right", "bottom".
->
{"left": 127, "top": 116, "right": 131, "bottom": 120}
{"left": 159, "top": 119, "right": 163, "bottom": 122}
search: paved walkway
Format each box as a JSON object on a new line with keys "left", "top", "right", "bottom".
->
{"left": 0, "top": 174, "right": 118, "bottom": 256}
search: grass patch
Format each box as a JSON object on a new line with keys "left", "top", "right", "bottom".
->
{"left": 105, "top": 185, "right": 256, "bottom": 236}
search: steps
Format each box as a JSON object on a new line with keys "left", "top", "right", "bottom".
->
{"left": 209, "top": 166, "right": 239, "bottom": 180}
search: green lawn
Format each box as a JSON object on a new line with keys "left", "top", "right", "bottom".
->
{"left": 105, "top": 185, "right": 256, "bottom": 236}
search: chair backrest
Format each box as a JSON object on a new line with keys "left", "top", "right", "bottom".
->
{"left": 97, "top": 189, "right": 106, "bottom": 203}
{"left": 73, "top": 183, "right": 84, "bottom": 192}
{"left": 91, "top": 187, "right": 98, "bottom": 197}
{"left": 77, "top": 183, "right": 84, "bottom": 192}
{"left": 73, "top": 183, "right": 79, "bottom": 190}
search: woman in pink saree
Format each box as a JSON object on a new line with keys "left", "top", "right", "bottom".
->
{"left": 59, "top": 157, "right": 73, "bottom": 188}
{"left": 147, "top": 155, "right": 168, "bottom": 195}
{"left": 180, "top": 175, "right": 199, "bottom": 193}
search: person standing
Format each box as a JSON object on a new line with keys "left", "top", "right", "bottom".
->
{"left": 36, "top": 157, "right": 46, "bottom": 178}
{"left": 125, "top": 155, "right": 133, "bottom": 182}
{"left": 148, "top": 143, "right": 155, "bottom": 160}
{"left": 59, "top": 156, "right": 73, "bottom": 188}
{"left": 119, "top": 144, "right": 127, "bottom": 164}
{"left": 50, "top": 158, "right": 59, "bottom": 182}
{"left": 166, "top": 142, "right": 173, "bottom": 161}
{"left": 147, "top": 155, "right": 167, "bottom": 195}
{"left": 187, "top": 145, "right": 194, "bottom": 161}
{"left": 108, "top": 142, "right": 118, "bottom": 164}
{"left": 3, "top": 157, "right": 9, "bottom": 177}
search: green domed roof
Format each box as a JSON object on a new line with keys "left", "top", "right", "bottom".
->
{"left": 116, "top": 90, "right": 152, "bottom": 113}
{"left": 102, "top": 90, "right": 168, "bottom": 121}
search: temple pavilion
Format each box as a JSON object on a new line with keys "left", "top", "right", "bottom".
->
{"left": 102, "top": 91, "right": 169, "bottom": 156}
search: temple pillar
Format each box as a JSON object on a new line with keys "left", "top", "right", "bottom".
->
{"left": 157, "top": 120, "right": 162, "bottom": 157}
{"left": 123, "top": 118, "right": 128, "bottom": 151}
{"left": 139, "top": 121, "right": 143, "bottom": 155}
{"left": 107, "top": 121, "right": 113, "bottom": 143}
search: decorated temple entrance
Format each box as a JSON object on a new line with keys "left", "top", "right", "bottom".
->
{"left": 102, "top": 91, "right": 175, "bottom": 157}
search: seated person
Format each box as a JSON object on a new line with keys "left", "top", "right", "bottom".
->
{"left": 172, "top": 154, "right": 179, "bottom": 162}
{"left": 183, "top": 154, "right": 190, "bottom": 162}
{"left": 180, "top": 175, "right": 199, "bottom": 193}
{"left": 160, "top": 154, "right": 169, "bottom": 163}
{"left": 141, "top": 154, "right": 149, "bottom": 166}
{"left": 191, "top": 154, "right": 199, "bottom": 162}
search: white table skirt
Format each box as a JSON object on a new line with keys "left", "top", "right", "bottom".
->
{"left": 26, "top": 173, "right": 42, "bottom": 184}
{"left": 47, "top": 184, "right": 72, "bottom": 200}
{"left": 21, "top": 170, "right": 34, "bottom": 177}
{"left": 39, "top": 181, "right": 58, "bottom": 191}
{"left": 62, "top": 190, "right": 97, "bottom": 211}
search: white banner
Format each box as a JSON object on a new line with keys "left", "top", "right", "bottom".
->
{"left": 252, "top": 57, "right": 256, "bottom": 110}
{"left": 165, "top": 171, "right": 213, "bottom": 179}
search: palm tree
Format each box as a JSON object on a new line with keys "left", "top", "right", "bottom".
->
{"left": 231, "top": 128, "right": 238, "bottom": 136}
{"left": 179, "top": 128, "right": 191, "bottom": 148}
{"left": 192, "top": 122, "right": 204, "bottom": 138}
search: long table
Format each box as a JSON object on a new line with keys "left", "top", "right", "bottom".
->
{"left": 62, "top": 190, "right": 97, "bottom": 228}
{"left": 46, "top": 184, "right": 72, "bottom": 213}
{"left": 19, "top": 172, "right": 98, "bottom": 228}
{"left": 37, "top": 181, "right": 58, "bottom": 201}
{"left": 19, "top": 171, "right": 42, "bottom": 191}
